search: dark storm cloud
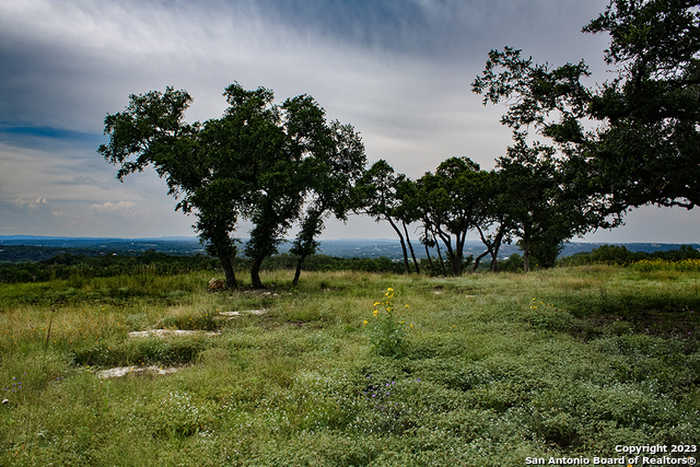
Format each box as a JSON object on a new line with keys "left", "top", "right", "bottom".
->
{"left": 0, "top": 0, "right": 696, "bottom": 241}
{"left": 0, "top": 0, "right": 610, "bottom": 132}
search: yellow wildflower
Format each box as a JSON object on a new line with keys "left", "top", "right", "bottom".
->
{"left": 409, "top": 323, "right": 414, "bottom": 329}
{"left": 404, "top": 304, "right": 409, "bottom": 309}
{"left": 363, "top": 320, "right": 368, "bottom": 326}
{"left": 373, "top": 309, "right": 379, "bottom": 317}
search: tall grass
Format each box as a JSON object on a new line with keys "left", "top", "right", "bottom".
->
{"left": 1, "top": 265, "right": 698, "bottom": 465}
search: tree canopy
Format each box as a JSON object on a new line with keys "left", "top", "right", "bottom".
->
{"left": 472, "top": 0, "right": 699, "bottom": 211}
{"left": 99, "top": 83, "right": 365, "bottom": 288}
{"left": 416, "top": 157, "right": 488, "bottom": 275}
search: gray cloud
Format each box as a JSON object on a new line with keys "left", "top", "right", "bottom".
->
{"left": 0, "top": 0, "right": 696, "bottom": 242}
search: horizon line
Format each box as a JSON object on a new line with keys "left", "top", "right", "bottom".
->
{"left": 0, "top": 234, "right": 697, "bottom": 246}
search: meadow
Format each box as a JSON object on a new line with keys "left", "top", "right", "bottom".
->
{"left": 1, "top": 263, "right": 698, "bottom": 465}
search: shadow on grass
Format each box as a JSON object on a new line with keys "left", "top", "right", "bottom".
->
{"left": 543, "top": 292, "right": 699, "bottom": 344}
{"left": 71, "top": 338, "right": 212, "bottom": 367}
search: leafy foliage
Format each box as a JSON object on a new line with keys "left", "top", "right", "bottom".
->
{"left": 416, "top": 157, "right": 489, "bottom": 275}
{"left": 560, "top": 244, "right": 700, "bottom": 266}
{"left": 355, "top": 160, "right": 414, "bottom": 273}
{"left": 473, "top": 0, "right": 699, "bottom": 210}
{"left": 99, "top": 84, "right": 365, "bottom": 289}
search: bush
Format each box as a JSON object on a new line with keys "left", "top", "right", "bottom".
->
{"left": 559, "top": 244, "right": 700, "bottom": 267}
{"left": 498, "top": 253, "right": 524, "bottom": 272}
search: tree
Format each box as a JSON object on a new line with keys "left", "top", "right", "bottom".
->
{"left": 416, "top": 157, "right": 487, "bottom": 275}
{"left": 289, "top": 121, "right": 367, "bottom": 286}
{"left": 472, "top": 170, "right": 515, "bottom": 272}
{"left": 495, "top": 134, "right": 615, "bottom": 271}
{"left": 356, "top": 160, "right": 412, "bottom": 273}
{"left": 584, "top": 0, "right": 699, "bottom": 209}
{"left": 100, "top": 83, "right": 362, "bottom": 289}
{"left": 228, "top": 86, "right": 308, "bottom": 289}
{"left": 394, "top": 178, "right": 422, "bottom": 273}
{"left": 98, "top": 87, "right": 247, "bottom": 288}
{"left": 225, "top": 85, "right": 364, "bottom": 288}
{"left": 473, "top": 0, "right": 699, "bottom": 212}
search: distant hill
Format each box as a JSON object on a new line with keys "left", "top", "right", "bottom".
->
{"left": 0, "top": 235, "right": 697, "bottom": 263}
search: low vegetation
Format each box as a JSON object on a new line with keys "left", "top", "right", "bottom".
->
{"left": 1, "top": 262, "right": 698, "bottom": 465}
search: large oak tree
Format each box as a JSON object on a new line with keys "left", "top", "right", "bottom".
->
{"left": 100, "top": 83, "right": 364, "bottom": 288}
{"left": 473, "top": 0, "right": 699, "bottom": 213}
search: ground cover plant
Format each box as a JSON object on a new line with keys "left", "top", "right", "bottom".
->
{"left": 1, "top": 263, "right": 698, "bottom": 465}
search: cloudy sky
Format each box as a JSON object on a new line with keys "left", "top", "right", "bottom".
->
{"left": 1, "top": 0, "right": 697, "bottom": 242}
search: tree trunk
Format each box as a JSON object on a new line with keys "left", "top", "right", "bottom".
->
{"left": 251, "top": 256, "right": 264, "bottom": 288}
{"left": 489, "top": 230, "right": 505, "bottom": 272}
{"left": 434, "top": 234, "right": 447, "bottom": 276}
{"left": 472, "top": 250, "right": 490, "bottom": 272}
{"left": 387, "top": 217, "right": 410, "bottom": 273}
{"left": 292, "top": 254, "right": 306, "bottom": 287}
{"left": 454, "top": 231, "right": 467, "bottom": 276}
{"left": 523, "top": 239, "right": 531, "bottom": 273}
{"left": 402, "top": 221, "right": 420, "bottom": 274}
{"left": 435, "top": 228, "right": 456, "bottom": 275}
{"left": 453, "top": 248, "right": 463, "bottom": 276}
{"left": 219, "top": 254, "right": 237, "bottom": 288}
{"left": 423, "top": 242, "right": 434, "bottom": 271}
{"left": 489, "top": 248, "right": 499, "bottom": 272}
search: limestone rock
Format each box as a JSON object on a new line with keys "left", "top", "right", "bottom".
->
{"left": 208, "top": 278, "right": 226, "bottom": 291}
{"left": 219, "top": 311, "right": 241, "bottom": 317}
{"left": 128, "top": 329, "right": 220, "bottom": 338}
{"left": 97, "top": 366, "right": 181, "bottom": 379}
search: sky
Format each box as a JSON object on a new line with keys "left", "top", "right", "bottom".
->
{"left": 0, "top": 0, "right": 697, "bottom": 243}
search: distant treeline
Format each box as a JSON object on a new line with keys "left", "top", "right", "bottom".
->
{"left": 1, "top": 245, "right": 698, "bottom": 284}
{"left": 558, "top": 244, "right": 700, "bottom": 266}
{"left": 0, "top": 245, "right": 120, "bottom": 263}
{"left": 0, "top": 251, "right": 219, "bottom": 284}
{"left": 0, "top": 251, "right": 407, "bottom": 284}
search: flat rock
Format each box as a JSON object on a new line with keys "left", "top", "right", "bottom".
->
{"left": 219, "top": 311, "right": 242, "bottom": 317}
{"left": 215, "top": 309, "right": 267, "bottom": 319}
{"left": 97, "top": 366, "right": 181, "bottom": 379}
{"left": 242, "top": 309, "right": 267, "bottom": 315}
{"left": 128, "top": 329, "right": 221, "bottom": 338}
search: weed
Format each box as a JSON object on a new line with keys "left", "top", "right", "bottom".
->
{"left": 364, "top": 287, "right": 413, "bottom": 357}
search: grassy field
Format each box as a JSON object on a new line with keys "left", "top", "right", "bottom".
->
{"left": 1, "top": 265, "right": 698, "bottom": 466}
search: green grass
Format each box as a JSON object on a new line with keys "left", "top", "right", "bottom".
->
{"left": 1, "top": 266, "right": 698, "bottom": 465}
